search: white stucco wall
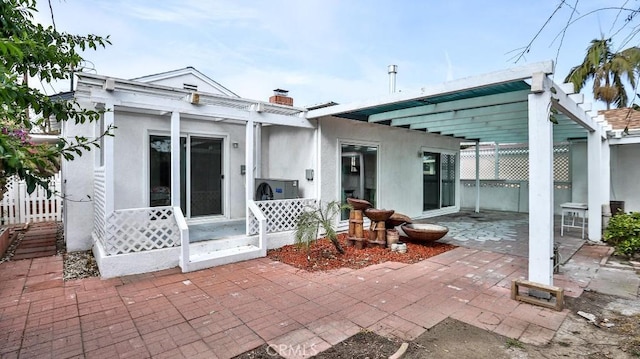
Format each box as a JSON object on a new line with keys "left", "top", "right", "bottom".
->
{"left": 611, "top": 143, "right": 640, "bottom": 212}
{"left": 318, "top": 116, "right": 460, "bottom": 219}
{"left": 62, "top": 105, "right": 99, "bottom": 251}
{"left": 571, "top": 141, "right": 588, "bottom": 203}
{"left": 113, "top": 112, "right": 248, "bottom": 219}
{"left": 260, "top": 125, "right": 317, "bottom": 198}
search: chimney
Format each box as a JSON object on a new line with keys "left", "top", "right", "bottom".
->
{"left": 269, "top": 89, "right": 293, "bottom": 106}
{"left": 388, "top": 65, "right": 397, "bottom": 94}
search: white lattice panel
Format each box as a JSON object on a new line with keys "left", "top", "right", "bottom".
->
{"left": 460, "top": 147, "right": 496, "bottom": 180}
{"left": 248, "top": 198, "right": 317, "bottom": 235}
{"left": 93, "top": 168, "right": 106, "bottom": 247}
{"left": 462, "top": 143, "right": 571, "bottom": 182}
{"left": 103, "top": 207, "right": 179, "bottom": 255}
{"left": 553, "top": 144, "right": 570, "bottom": 181}
{"left": 498, "top": 147, "right": 529, "bottom": 181}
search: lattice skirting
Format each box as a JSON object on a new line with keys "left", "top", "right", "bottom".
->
{"left": 102, "top": 207, "right": 180, "bottom": 255}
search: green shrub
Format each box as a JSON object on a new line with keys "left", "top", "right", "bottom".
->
{"left": 604, "top": 212, "right": 640, "bottom": 257}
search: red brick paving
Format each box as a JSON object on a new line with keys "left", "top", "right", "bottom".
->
{"left": 10, "top": 223, "right": 58, "bottom": 260}
{"left": 0, "top": 242, "right": 612, "bottom": 359}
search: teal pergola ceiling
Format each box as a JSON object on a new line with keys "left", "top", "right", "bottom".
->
{"left": 330, "top": 80, "right": 588, "bottom": 143}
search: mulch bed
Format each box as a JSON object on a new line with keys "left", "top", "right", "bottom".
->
{"left": 267, "top": 232, "right": 456, "bottom": 271}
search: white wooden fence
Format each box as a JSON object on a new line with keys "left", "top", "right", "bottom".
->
{"left": 0, "top": 174, "right": 62, "bottom": 225}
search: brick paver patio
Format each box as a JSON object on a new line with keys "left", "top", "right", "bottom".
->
{"left": 0, "top": 239, "right": 612, "bottom": 359}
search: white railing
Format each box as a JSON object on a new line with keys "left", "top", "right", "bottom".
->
{"left": 101, "top": 206, "right": 180, "bottom": 255}
{"left": 0, "top": 174, "right": 62, "bottom": 225}
{"left": 92, "top": 168, "right": 106, "bottom": 246}
{"left": 248, "top": 201, "right": 267, "bottom": 256}
{"left": 175, "top": 206, "right": 190, "bottom": 270}
{"left": 248, "top": 198, "right": 317, "bottom": 235}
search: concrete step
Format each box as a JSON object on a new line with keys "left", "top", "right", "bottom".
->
{"left": 19, "top": 239, "right": 56, "bottom": 247}
{"left": 182, "top": 244, "right": 264, "bottom": 272}
{"left": 15, "top": 246, "right": 56, "bottom": 254}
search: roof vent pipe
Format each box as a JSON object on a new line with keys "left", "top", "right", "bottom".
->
{"left": 388, "top": 65, "right": 398, "bottom": 94}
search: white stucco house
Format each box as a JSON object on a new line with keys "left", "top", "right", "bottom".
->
{"left": 63, "top": 61, "right": 613, "bottom": 289}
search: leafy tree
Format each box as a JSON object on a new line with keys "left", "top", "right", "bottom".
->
{"left": 0, "top": 0, "right": 111, "bottom": 197}
{"left": 565, "top": 38, "right": 640, "bottom": 109}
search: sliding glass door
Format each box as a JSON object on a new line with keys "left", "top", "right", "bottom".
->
{"left": 423, "top": 151, "right": 457, "bottom": 211}
{"left": 149, "top": 135, "right": 223, "bottom": 218}
{"left": 340, "top": 143, "right": 378, "bottom": 220}
{"left": 190, "top": 137, "right": 223, "bottom": 216}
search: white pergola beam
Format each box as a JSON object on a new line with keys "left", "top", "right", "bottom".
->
{"left": 369, "top": 90, "right": 530, "bottom": 123}
{"left": 558, "top": 82, "right": 576, "bottom": 94}
{"left": 308, "top": 60, "right": 554, "bottom": 119}
{"left": 410, "top": 111, "right": 529, "bottom": 130}
{"left": 89, "top": 89, "right": 315, "bottom": 129}
{"left": 550, "top": 81, "right": 597, "bottom": 132}
{"left": 392, "top": 102, "right": 527, "bottom": 127}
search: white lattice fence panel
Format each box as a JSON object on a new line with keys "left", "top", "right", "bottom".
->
{"left": 460, "top": 147, "right": 497, "bottom": 179}
{"left": 249, "top": 199, "right": 317, "bottom": 235}
{"left": 1, "top": 176, "right": 20, "bottom": 225}
{"left": 104, "top": 207, "right": 179, "bottom": 255}
{"left": 93, "top": 168, "right": 106, "bottom": 247}
{"left": 498, "top": 146, "right": 529, "bottom": 180}
{"left": 553, "top": 144, "right": 570, "bottom": 181}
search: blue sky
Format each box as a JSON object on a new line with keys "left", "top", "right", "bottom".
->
{"left": 36, "top": 1, "right": 636, "bottom": 108}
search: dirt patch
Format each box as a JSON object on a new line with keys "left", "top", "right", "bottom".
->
{"left": 267, "top": 232, "right": 456, "bottom": 271}
{"left": 544, "top": 290, "right": 640, "bottom": 358}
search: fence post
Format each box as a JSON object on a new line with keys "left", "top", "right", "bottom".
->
{"left": 18, "top": 181, "right": 27, "bottom": 224}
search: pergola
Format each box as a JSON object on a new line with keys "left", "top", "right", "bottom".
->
{"left": 308, "top": 61, "right": 610, "bottom": 286}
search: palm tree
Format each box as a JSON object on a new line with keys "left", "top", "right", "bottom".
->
{"left": 294, "top": 200, "right": 346, "bottom": 257}
{"left": 565, "top": 38, "right": 640, "bottom": 109}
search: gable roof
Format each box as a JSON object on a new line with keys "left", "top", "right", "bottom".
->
{"left": 600, "top": 108, "right": 640, "bottom": 131}
{"left": 131, "top": 66, "right": 239, "bottom": 98}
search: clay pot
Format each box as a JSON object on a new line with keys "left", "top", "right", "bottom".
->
{"left": 346, "top": 198, "right": 373, "bottom": 211}
{"left": 401, "top": 223, "right": 449, "bottom": 242}
{"left": 364, "top": 208, "right": 394, "bottom": 222}
{"left": 385, "top": 213, "right": 412, "bottom": 228}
